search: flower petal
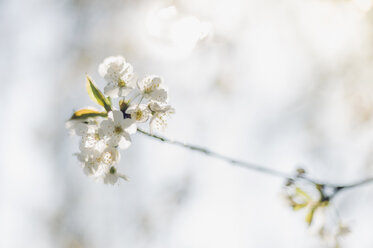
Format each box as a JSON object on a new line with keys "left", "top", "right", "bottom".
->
{"left": 122, "top": 119, "right": 137, "bottom": 134}
{"left": 118, "top": 86, "right": 133, "bottom": 97}
{"left": 112, "top": 110, "right": 124, "bottom": 125}
{"left": 118, "top": 134, "right": 132, "bottom": 149}
{"left": 107, "top": 135, "right": 121, "bottom": 147}
{"left": 104, "top": 83, "right": 120, "bottom": 98}
{"left": 125, "top": 104, "right": 137, "bottom": 114}
{"left": 99, "top": 119, "right": 114, "bottom": 137}
{"left": 150, "top": 88, "right": 168, "bottom": 103}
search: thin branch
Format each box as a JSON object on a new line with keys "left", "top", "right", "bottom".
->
{"left": 335, "top": 177, "right": 373, "bottom": 192}
{"left": 137, "top": 128, "right": 373, "bottom": 193}
{"left": 138, "top": 128, "right": 292, "bottom": 178}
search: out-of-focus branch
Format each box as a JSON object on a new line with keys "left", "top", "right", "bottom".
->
{"left": 137, "top": 128, "right": 373, "bottom": 196}
{"left": 137, "top": 128, "right": 292, "bottom": 178}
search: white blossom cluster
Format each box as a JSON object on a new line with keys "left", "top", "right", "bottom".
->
{"left": 67, "top": 56, "right": 174, "bottom": 184}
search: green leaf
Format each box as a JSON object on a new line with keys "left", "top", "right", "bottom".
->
{"left": 295, "top": 187, "right": 312, "bottom": 203}
{"left": 293, "top": 203, "right": 308, "bottom": 211}
{"left": 107, "top": 96, "right": 112, "bottom": 106}
{"left": 305, "top": 206, "right": 318, "bottom": 226}
{"left": 86, "top": 75, "right": 111, "bottom": 112}
{"left": 70, "top": 109, "right": 108, "bottom": 120}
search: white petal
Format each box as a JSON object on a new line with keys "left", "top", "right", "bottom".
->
{"left": 112, "top": 110, "right": 124, "bottom": 125}
{"left": 98, "top": 63, "right": 108, "bottom": 78}
{"left": 104, "top": 83, "right": 120, "bottom": 97}
{"left": 117, "top": 173, "right": 129, "bottom": 181}
{"left": 121, "top": 63, "right": 133, "bottom": 79}
{"left": 149, "top": 116, "right": 157, "bottom": 133}
{"left": 75, "top": 123, "right": 88, "bottom": 136}
{"left": 99, "top": 119, "right": 114, "bottom": 137}
{"left": 103, "top": 173, "right": 118, "bottom": 185}
{"left": 118, "top": 134, "right": 132, "bottom": 149}
{"left": 107, "top": 135, "right": 121, "bottom": 147}
{"left": 118, "top": 86, "right": 134, "bottom": 97}
{"left": 125, "top": 104, "right": 137, "bottom": 114}
{"left": 150, "top": 88, "right": 168, "bottom": 103}
{"left": 122, "top": 119, "right": 137, "bottom": 134}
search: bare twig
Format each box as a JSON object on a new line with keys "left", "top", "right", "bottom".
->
{"left": 137, "top": 128, "right": 373, "bottom": 196}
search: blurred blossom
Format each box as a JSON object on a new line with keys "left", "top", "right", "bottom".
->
{"left": 146, "top": 5, "right": 212, "bottom": 58}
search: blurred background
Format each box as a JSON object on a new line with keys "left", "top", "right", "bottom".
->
{"left": 1, "top": 0, "right": 373, "bottom": 247}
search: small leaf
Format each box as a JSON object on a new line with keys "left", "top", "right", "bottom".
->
{"left": 305, "top": 206, "right": 318, "bottom": 226}
{"left": 107, "top": 96, "right": 112, "bottom": 106}
{"left": 295, "top": 187, "right": 312, "bottom": 203}
{"left": 70, "top": 109, "right": 107, "bottom": 120}
{"left": 86, "top": 75, "right": 111, "bottom": 112}
{"left": 293, "top": 203, "right": 308, "bottom": 211}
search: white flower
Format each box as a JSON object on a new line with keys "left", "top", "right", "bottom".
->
{"left": 73, "top": 120, "right": 106, "bottom": 153}
{"left": 103, "top": 166, "right": 129, "bottom": 185}
{"left": 67, "top": 55, "right": 177, "bottom": 184}
{"left": 65, "top": 119, "right": 98, "bottom": 136}
{"left": 98, "top": 110, "right": 137, "bottom": 149}
{"left": 100, "top": 147, "right": 120, "bottom": 167}
{"left": 138, "top": 75, "right": 168, "bottom": 103}
{"left": 148, "top": 101, "right": 175, "bottom": 131}
{"left": 98, "top": 56, "right": 134, "bottom": 98}
{"left": 77, "top": 147, "right": 120, "bottom": 179}
{"left": 76, "top": 149, "right": 102, "bottom": 177}
{"left": 125, "top": 104, "right": 151, "bottom": 122}
{"left": 79, "top": 131, "right": 106, "bottom": 153}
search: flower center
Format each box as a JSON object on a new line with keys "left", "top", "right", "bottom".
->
{"left": 114, "top": 126, "right": 123, "bottom": 134}
{"left": 102, "top": 151, "right": 115, "bottom": 165}
{"left": 144, "top": 83, "right": 158, "bottom": 94}
{"left": 118, "top": 79, "right": 126, "bottom": 87}
{"left": 135, "top": 110, "right": 143, "bottom": 120}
